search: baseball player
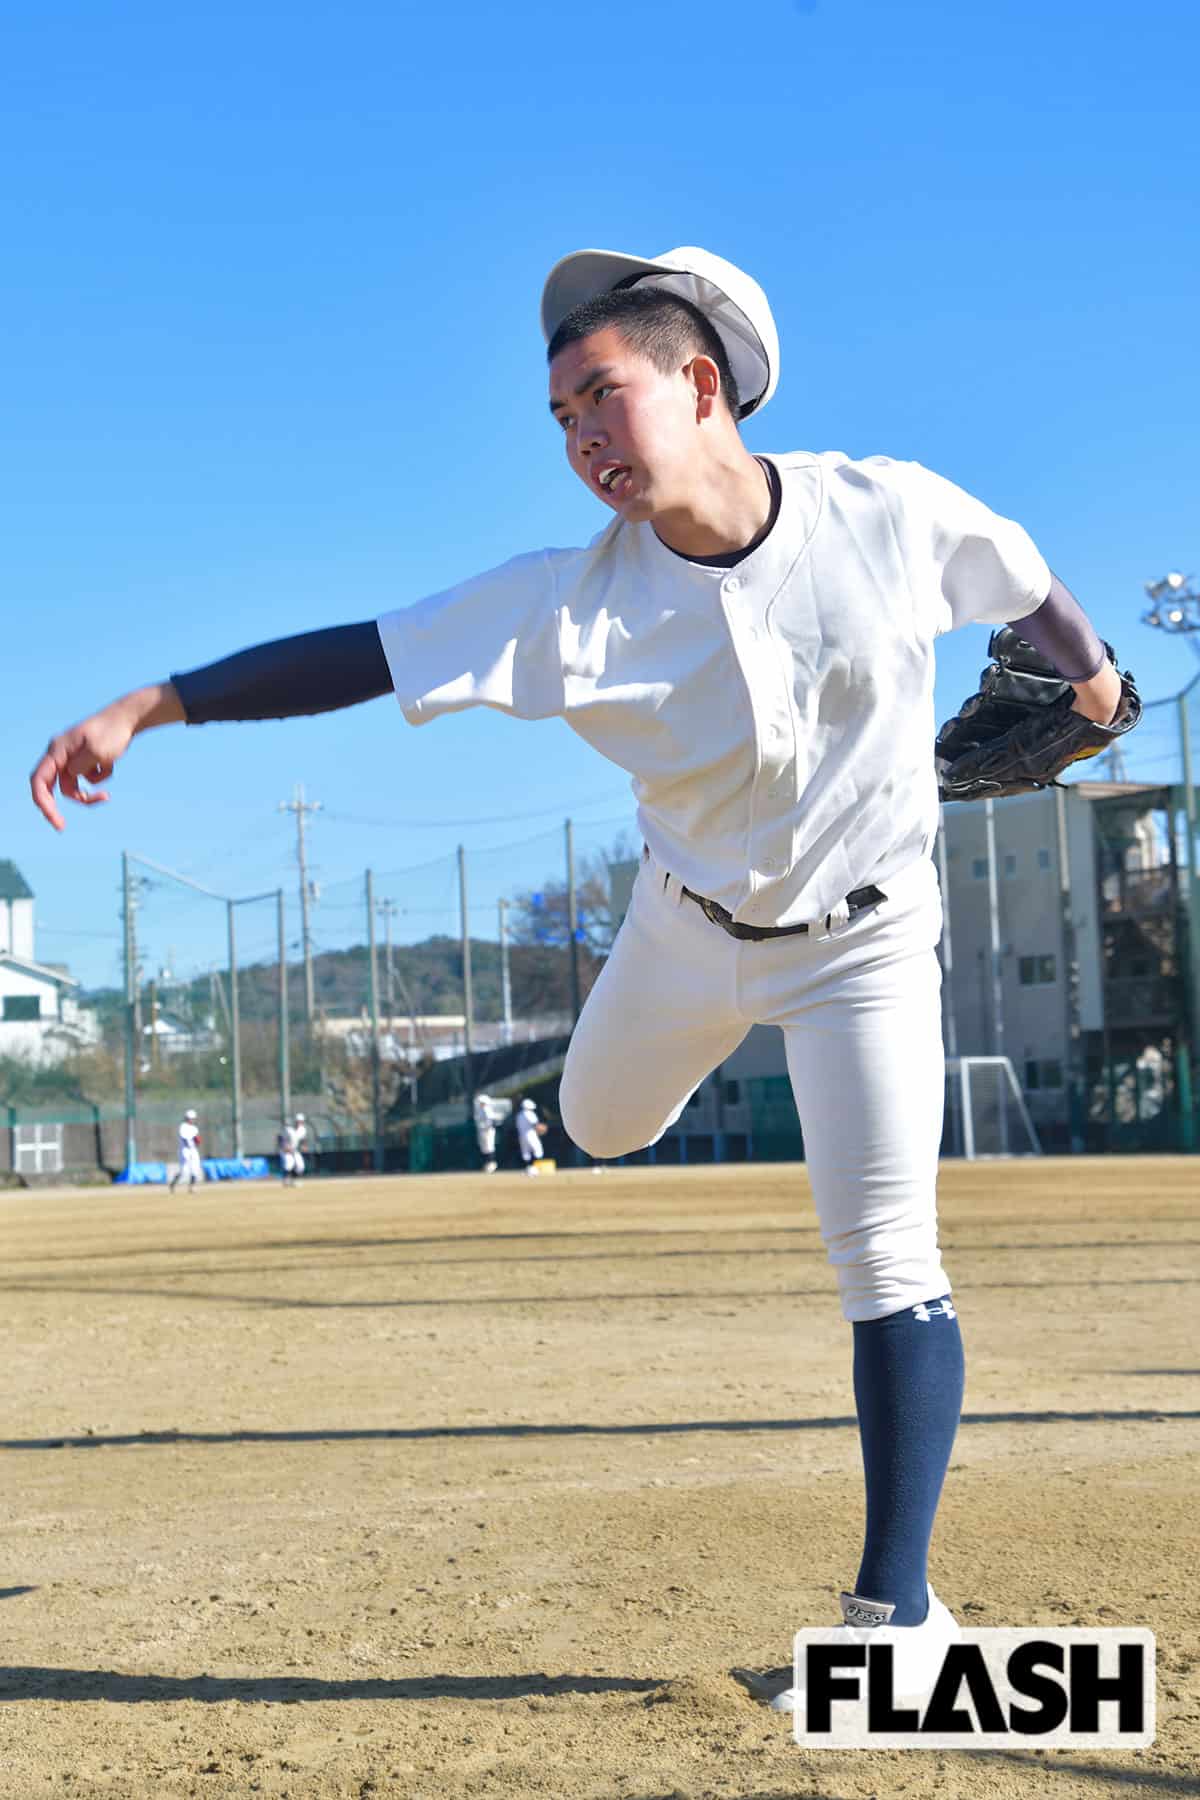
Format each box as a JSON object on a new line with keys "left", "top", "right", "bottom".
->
{"left": 168, "top": 1109, "right": 203, "bottom": 1193}
{"left": 278, "top": 1115, "right": 306, "bottom": 1186}
{"left": 30, "top": 244, "right": 1137, "bottom": 1706}
{"left": 514, "top": 1097, "right": 546, "bottom": 1176}
{"left": 473, "top": 1091, "right": 499, "bottom": 1173}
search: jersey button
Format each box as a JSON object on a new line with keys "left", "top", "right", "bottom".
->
{"left": 724, "top": 576, "right": 742, "bottom": 593}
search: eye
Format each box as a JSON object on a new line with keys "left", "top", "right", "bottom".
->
{"left": 557, "top": 411, "right": 574, "bottom": 432}
{"left": 593, "top": 384, "right": 613, "bottom": 404}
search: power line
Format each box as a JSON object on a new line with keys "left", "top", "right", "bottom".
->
{"left": 321, "top": 790, "right": 631, "bottom": 829}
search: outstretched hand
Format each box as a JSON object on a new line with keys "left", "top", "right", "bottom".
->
{"left": 30, "top": 682, "right": 185, "bottom": 831}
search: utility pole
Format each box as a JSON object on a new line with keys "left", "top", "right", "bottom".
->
{"left": 498, "top": 898, "right": 513, "bottom": 1046}
{"left": 1054, "top": 787, "right": 1085, "bottom": 1153}
{"left": 279, "top": 783, "right": 321, "bottom": 1023}
{"left": 565, "top": 818, "right": 582, "bottom": 1025}
{"left": 377, "top": 898, "right": 399, "bottom": 1022}
{"left": 127, "top": 873, "right": 143, "bottom": 1067}
{"left": 121, "top": 852, "right": 137, "bottom": 1171}
{"left": 277, "top": 887, "right": 291, "bottom": 1128}
{"left": 457, "top": 845, "right": 474, "bottom": 1118}
{"left": 227, "top": 899, "right": 243, "bottom": 1160}
{"left": 366, "top": 871, "right": 384, "bottom": 1172}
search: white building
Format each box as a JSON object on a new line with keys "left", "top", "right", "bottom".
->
{"left": 0, "top": 861, "right": 99, "bottom": 1063}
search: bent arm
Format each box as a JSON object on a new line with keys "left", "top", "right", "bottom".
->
{"left": 1010, "top": 574, "right": 1123, "bottom": 724}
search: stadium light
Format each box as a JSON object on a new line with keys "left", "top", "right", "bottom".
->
{"left": 1142, "top": 570, "right": 1200, "bottom": 661}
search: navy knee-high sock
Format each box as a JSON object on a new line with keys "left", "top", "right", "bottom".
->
{"left": 851, "top": 1295, "right": 964, "bottom": 1626}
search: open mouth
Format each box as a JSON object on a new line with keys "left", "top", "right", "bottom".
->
{"left": 596, "top": 463, "right": 632, "bottom": 500}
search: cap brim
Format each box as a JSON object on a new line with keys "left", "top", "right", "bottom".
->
{"left": 541, "top": 249, "right": 672, "bottom": 344}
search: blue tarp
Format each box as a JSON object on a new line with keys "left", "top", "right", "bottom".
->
{"left": 115, "top": 1157, "right": 271, "bottom": 1184}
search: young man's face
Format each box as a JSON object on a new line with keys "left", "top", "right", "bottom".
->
{"left": 548, "top": 326, "right": 708, "bottom": 522}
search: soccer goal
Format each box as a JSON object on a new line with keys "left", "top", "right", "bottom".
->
{"left": 943, "top": 1056, "right": 1042, "bottom": 1159}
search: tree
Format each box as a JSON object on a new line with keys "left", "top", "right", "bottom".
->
{"left": 509, "top": 834, "right": 637, "bottom": 957}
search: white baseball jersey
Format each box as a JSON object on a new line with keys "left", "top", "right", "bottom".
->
{"left": 178, "top": 1120, "right": 200, "bottom": 1157}
{"left": 515, "top": 1107, "right": 543, "bottom": 1159}
{"left": 377, "top": 453, "right": 1049, "bottom": 927}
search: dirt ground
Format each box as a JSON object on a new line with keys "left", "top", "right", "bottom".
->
{"left": 0, "top": 1157, "right": 1196, "bottom": 1800}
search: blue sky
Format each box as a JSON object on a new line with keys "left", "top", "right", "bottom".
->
{"left": 4, "top": 0, "right": 1198, "bottom": 991}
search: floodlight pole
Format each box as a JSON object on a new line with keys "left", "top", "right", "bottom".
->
{"left": 227, "top": 899, "right": 243, "bottom": 1160}
{"left": 984, "top": 798, "right": 1005, "bottom": 1057}
{"left": 935, "top": 808, "right": 958, "bottom": 1058}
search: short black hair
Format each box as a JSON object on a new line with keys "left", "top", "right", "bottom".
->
{"left": 547, "top": 285, "right": 742, "bottom": 423}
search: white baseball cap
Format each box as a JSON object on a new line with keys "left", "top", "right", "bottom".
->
{"left": 295, "top": 1112, "right": 305, "bottom": 1121}
{"left": 185, "top": 1109, "right": 197, "bottom": 1120}
{"left": 541, "top": 245, "right": 779, "bottom": 419}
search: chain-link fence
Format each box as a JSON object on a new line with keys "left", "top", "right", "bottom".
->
{"left": 29, "top": 818, "right": 638, "bottom": 1179}
{"left": 1066, "top": 669, "right": 1200, "bottom": 790}
{"left": 17, "top": 660, "right": 1200, "bottom": 1181}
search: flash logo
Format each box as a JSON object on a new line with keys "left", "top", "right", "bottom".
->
{"left": 791, "top": 1629, "right": 1155, "bottom": 1749}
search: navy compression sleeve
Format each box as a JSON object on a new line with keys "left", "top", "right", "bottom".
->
{"left": 1009, "top": 574, "right": 1106, "bottom": 681}
{"left": 171, "top": 621, "right": 392, "bottom": 723}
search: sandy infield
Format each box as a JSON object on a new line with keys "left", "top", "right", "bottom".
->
{"left": 0, "top": 1158, "right": 1196, "bottom": 1798}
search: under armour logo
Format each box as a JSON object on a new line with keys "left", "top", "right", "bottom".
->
{"left": 912, "top": 1297, "right": 957, "bottom": 1323}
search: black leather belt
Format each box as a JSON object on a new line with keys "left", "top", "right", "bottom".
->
{"left": 681, "top": 884, "right": 886, "bottom": 941}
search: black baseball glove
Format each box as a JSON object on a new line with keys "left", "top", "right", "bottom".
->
{"left": 936, "top": 627, "right": 1142, "bottom": 804}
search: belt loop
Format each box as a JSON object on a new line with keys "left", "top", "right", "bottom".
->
{"left": 815, "top": 894, "right": 852, "bottom": 939}
{"left": 663, "top": 871, "right": 685, "bottom": 907}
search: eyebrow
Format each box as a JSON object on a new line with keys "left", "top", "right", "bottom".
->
{"left": 548, "top": 365, "right": 614, "bottom": 416}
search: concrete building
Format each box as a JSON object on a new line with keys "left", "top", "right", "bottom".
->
{"left": 938, "top": 781, "right": 1192, "bottom": 1151}
{"left": 603, "top": 782, "right": 1196, "bottom": 1158}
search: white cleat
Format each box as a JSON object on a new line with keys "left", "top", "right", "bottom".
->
{"left": 768, "top": 1586, "right": 960, "bottom": 1713}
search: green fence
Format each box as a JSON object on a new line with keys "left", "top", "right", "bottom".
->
{"left": 747, "top": 1075, "right": 805, "bottom": 1162}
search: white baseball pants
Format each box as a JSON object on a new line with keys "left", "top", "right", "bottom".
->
{"left": 559, "top": 854, "right": 949, "bottom": 1322}
{"left": 179, "top": 1147, "right": 203, "bottom": 1183}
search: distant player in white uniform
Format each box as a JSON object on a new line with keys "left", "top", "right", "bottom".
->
{"left": 31, "top": 244, "right": 1129, "bottom": 1707}
{"left": 514, "top": 1098, "right": 546, "bottom": 1175}
{"left": 169, "top": 1109, "right": 203, "bottom": 1193}
{"left": 278, "top": 1114, "right": 306, "bottom": 1186}
{"left": 473, "top": 1092, "right": 498, "bottom": 1173}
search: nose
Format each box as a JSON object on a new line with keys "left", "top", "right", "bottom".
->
{"left": 576, "top": 417, "right": 606, "bottom": 457}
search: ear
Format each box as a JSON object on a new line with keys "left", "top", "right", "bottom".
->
{"left": 685, "top": 354, "right": 722, "bottom": 421}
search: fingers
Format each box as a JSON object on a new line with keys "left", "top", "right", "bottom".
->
{"left": 29, "top": 739, "right": 113, "bottom": 830}
{"left": 59, "top": 766, "right": 110, "bottom": 808}
{"left": 30, "top": 752, "right": 65, "bottom": 831}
